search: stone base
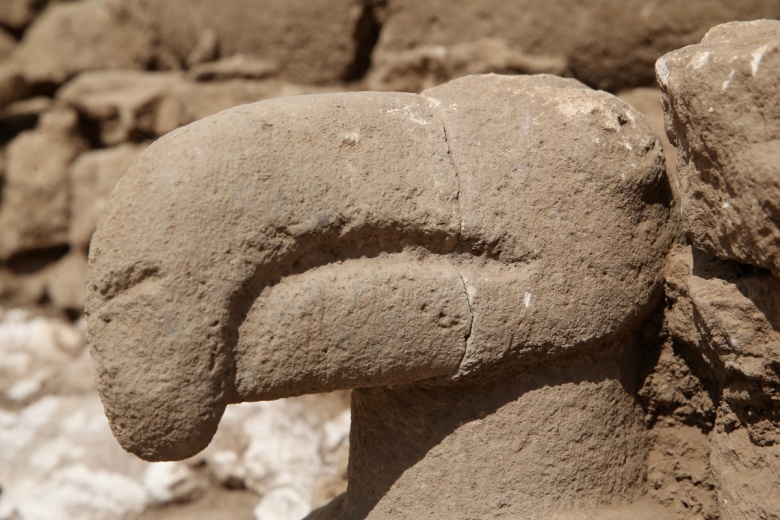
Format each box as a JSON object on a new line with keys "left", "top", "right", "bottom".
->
{"left": 311, "top": 342, "right": 652, "bottom": 519}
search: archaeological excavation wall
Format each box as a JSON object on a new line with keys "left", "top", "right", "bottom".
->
{"left": 0, "top": 1, "right": 778, "bottom": 519}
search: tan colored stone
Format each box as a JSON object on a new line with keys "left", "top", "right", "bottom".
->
{"left": 658, "top": 20, "right": 780, "bottom": 276}
{"left": 122, "top": 0, "right": 364, "bottom": 84}
{"left": 0, "top": 27, "right": 15, "bottom": 63}
{"left": 374, "top": 0, "right": 780, "bottom": 91}
{"left": 665, "top": 247, "right": 780, "bottom": 439}
{"left": 665, "top": 246, "right": 780, "bottom": 518}
{"left": 187, "top": 54, "right": 278, "bottom": 82}
{"left": 0, "top": 108, "right": 86, "bottom": 258}
{"left": 711, "top": 403, "right": 780, "bottom": 520}
{"left": 342, "top": 345, "right": 649, "bottom": 519}
{"left": 617, "top": 88, "right": 678, "bottom": 200}
{"left": 15, "top": 0, "right": 154, "bottom": 85}
{"left": 86, "top": 75, "right": 671, "bottom": 466}
{"left": 423, "top": 75, "right": 671, "bottom": 378}
{"left": 367, "top": 38, "right": 566, "bottom": 92}
{"left": 0, "top": 63, "right": 28, "bottom": 110}
{"left": 58, "top": 70, "right": 334, "bottom": 145}
{"left": 45, "top": 250, "right": 88, "bottom": 313}
{"left": 57, "top": 71, "right": 180, "bottom": 146}
{"left": 69, "top": 144, "right": 148, "bottom": 251}
{"left": 0, "top": 0, "right": 47, "bottom": 30}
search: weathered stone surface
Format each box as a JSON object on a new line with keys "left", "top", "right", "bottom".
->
{"left": 235, "top": 258, "right": 471, "bottom": 400}
{"left": 341, "top": 345, "right": 650, "bottom": 519}
{"left": 86, "top": 74, "right": 671, "bottom": 463}
{"left": 46, "top": 250, "right": 88, "bottom": 313}
{"left": 0, "top": 27, "right": 15, "bottom": 62}
{"left": 57, "top": 71, "right": 181, "bottom": 145}
{"left": 69, "top": 144, "right": 148, "bottom": 252}
{"left": 658, "top": 20, "right": 780, "bottom": 276}
{"left": 143, "top": 462, "right": 208, "bottom": 504}
{"left": 58, "top": 70, "right": 333, "bottom": 146}
{"left": 0, "top": 0, "right": 49, "bottom": 30}
{"left": 710, "top": 409, "right": 780, "bottom": 520}
{"left": 0, "top": 108, "right": 86, "bottom": 258}
{"left": 187, "top": 54, "right": 278, "bottom": 82}
{"left": 665, "top": 246, "right": 780, "bottom": 519}
{"left": 666, "top": 248, "right": 780, "bottom": 442}
{"left": 366, "top": 38, "right": 566, "bottom": 92}
{"left": 15, "top": 0, "right": 154, "bottom": 85}
{"left": 0, "top": 63, "right": 28, "bottom": 110}
{"left": 374, "top": 0, "right": 780, "bottom": 91}
{"left": 617, "top": 88, "right": 678, "bottom": 200}
{"left": 121, "top": 0, "right": 364, "bottom": 84}
{"left": 423, "top": 75, "right": 671, "bottom": 376}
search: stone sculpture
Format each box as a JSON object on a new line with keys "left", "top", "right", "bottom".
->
{"left": 86, "top": 74, "right": 673, "bottom": 517}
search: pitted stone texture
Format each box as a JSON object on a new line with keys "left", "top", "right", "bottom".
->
{"left": 236, "top": 257, "right": 471, "bottom": 401}
{"left": 665, "top": 246, "right": 780, "bottom": 518}
{"left": 87, "top": 89, "right": 460, "bottom": 461}
{"left": 617, "top": 88, "right": 678, "bottom": 202}
{"left": 424, "top": 75, "right": 671, "bottom": 376}
{"left": 121, "top": 0, "right": 363, "bottom": 84}
{"left": 86, "top": 74, "right": 671, "bottom": 461}
{"left": 665, "top": 248, "right": 780, "bottom": 445}
{"left": 658, "top": 20, "right": 780, "bottom": 277}
{"left": 372, "top": 0, "right": 780, "bottom": 91}
{"left": 711, "top": 406, "right": 780, "bottom": 520}
{"left": 341, "top": 346, "right": 650, "bottom": 519}
{"left": 15, "top": 0, "right": 154, "bottom": 85}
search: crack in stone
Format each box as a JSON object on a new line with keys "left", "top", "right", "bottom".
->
{"left": 433, "top": 105, "right": 465, "bottom": 241}
{"left": 454, "top": 265, "right": 475, "bottom": 375}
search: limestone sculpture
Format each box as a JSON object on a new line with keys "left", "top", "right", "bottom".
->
{"left": 86, "top": 74, "right": 673, "bottom": 518}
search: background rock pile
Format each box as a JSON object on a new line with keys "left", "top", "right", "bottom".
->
{"left": 0, "top": 1, "right": 778, "bottom": 519}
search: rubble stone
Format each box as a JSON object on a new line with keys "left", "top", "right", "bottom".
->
{"left": 58, "top": 70, "right": 333, "bottom": 146}
{"left": 658, "top": 20, "right": 780, "bottom": 276}
{"left": 0, "top": 108, "right": 86, "bottom": 258}
{"left": 122, "top": 0, "right": 364, "bottom": 84}
{"left": 15, "top": 0, "right": 154, "bottom": 85}
{"left": 373, "top": 0, "right": 780, "bottom": 91}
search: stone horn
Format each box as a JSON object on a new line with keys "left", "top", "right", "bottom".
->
{"left": 86, "top": 74, "right": 672, "bottom": 462}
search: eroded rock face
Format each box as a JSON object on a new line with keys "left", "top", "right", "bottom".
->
{"left": 57, "top": 70, "right": 335, "bottom": 146}
{"left": 664, "top": 247, "right": 780, "bottom": 519}
{"left": 657, "top": 24, "right": 780, "bottom": 516}
{"left": 0, "top": 108, "right": 86, "bottom": 258}
{"left": 0, "top": 0, "right": 52, "bottom": 30}
{"left": 371, "top": 0, "right": 780, "bottom": 91}
{"left": 86, "top": 73, "right": 671, "bottom": 518}
{"left": 658, "top": 20, "right": 780, "bottom": 277}
{"left": 0, "top": 28, "right": 15, "bottom": 63}
{"left": 341, "top": 345, "right": 649, "bottom": 519}
{"left": 15, "top": 0, "right": 155, "bottom": 86}
{"left": 119, "top": 0, "right": 365, "bottom": 84}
